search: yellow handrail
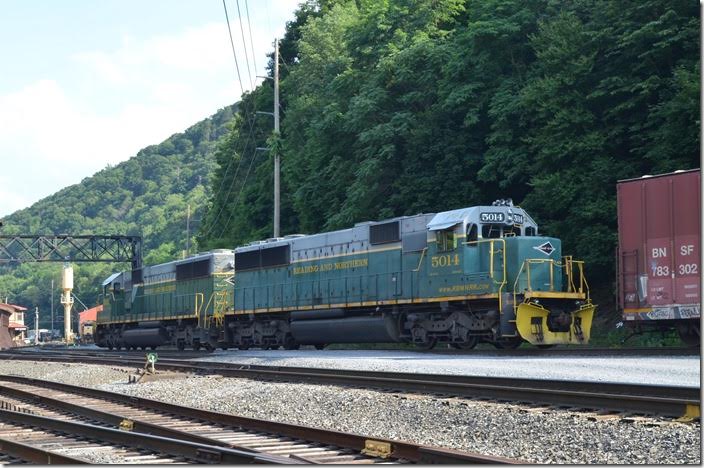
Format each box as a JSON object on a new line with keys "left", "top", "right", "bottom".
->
{"left": 512, "top": 256, "right": 590, "bottom": 313}
{"left": 194, "top": 292, "right": 204, "bottom": 321}
{"left": 413, "top": 248, "right": 428, "bottom": 272}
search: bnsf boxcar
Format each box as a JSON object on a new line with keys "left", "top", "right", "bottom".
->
{"left": 617, "top": 169, "right": 701, "bottom": 345}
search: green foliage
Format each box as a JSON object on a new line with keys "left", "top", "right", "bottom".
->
{"left": 199, "top": 0, "right": 699, "bottom": 323}
{"left": 588, "top": 325, "right": 684, "bottom": 348}
{"left": 0, "top": 106, "right": 236, "bottom": 327}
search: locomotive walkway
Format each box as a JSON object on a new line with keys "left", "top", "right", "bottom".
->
{"left": 1, "top": 349, "right": 700, "bottom": 420}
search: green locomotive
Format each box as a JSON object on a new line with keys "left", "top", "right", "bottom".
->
{"left": 96, "top": 250, "right": 234, "bottom": 351}
{"left": 96, "top": 200, "right": 595, "bottom": 350}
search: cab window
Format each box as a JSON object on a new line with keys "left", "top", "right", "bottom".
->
{"left": 437, "top": 229, "right": 456, "bottom": 251}
{"left": 466, "top": 223, "right": 478, "bottom": 245}
{"left": 504, "top": 225, "right": 521, "bottom": 237}
{"left": 481, "top": 225, "right": 501, "bottom": 239}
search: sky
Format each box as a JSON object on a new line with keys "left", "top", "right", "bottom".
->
{"left": 0, "top": 0, "right": 301, "bottom": 217}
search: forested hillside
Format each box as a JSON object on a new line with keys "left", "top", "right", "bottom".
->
{"left": 0, "top": 105, "right": 236, "bottom": 327}
{"left": 199, "top": 0, "right": 700, "bottom": 318}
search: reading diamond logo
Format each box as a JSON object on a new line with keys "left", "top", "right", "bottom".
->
{"left": 533, "top": 241, "right": 555, "bottom": 256}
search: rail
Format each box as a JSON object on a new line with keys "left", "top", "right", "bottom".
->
{"left": 0, "top": 373, "right": 520, "bottom": 464}
{"left": 0, "top": 353, "right": 698, "bottom": 420}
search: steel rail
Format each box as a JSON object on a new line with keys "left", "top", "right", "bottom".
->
{"left": 0, "top": 406, "right": 294, "bottom": 464}
{"left": 0, "top": 382, "right": 270, "bottom": 454}
{"left": 16, "top": 345, "right": 701, "bottom": 356}
{"left": 0, "top": 436, "right": 87, "bottom": 464}
{"left": 0, "top": 351, "right": 699, "bottom": 418}
{"left": 0, "top": 374, "right": 520, "bottom": 464}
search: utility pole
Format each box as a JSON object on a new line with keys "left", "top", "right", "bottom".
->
{"left": 273, "top": 37, "right": 280, "bottom": 238}
{"left": 34, "top": 307, "right": 38, "bottom": 345}
{"left": 186, "top": 204, "right": 191, "bottom": 258}
{"left": 50, "top": 279, "right": 54, "bottom": 338}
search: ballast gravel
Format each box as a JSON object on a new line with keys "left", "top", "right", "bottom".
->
{"left": 0, "top": 361, "right": 699, "bottom": 464}
{"left": 194, "top": 349, "right": 701, "bottom": 387}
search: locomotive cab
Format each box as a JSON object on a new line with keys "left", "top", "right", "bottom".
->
{"left": 432, "top": 199, "right": 595, "bottom": 346}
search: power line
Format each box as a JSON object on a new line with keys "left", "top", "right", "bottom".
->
{"left": 216, "top": 144, "right": 266, "bottom": 238}
{"left": 235, "top": 0, "right": 254, "bottom": 90}
{"left": 244, "top": 0, "right": 258, "bottom": 78}
{"left": 200, "top": 66, "right": 270, "bottom": 237}
{"left": 201, "top": 0, "right": 252, "bottom": 237}
{"left": 222, "top": 0, "right": 245, "bottom": 96}
{"left": 199, "top": 108, "right": 259, "bottom": 237}
{"left": 201, "top": 0, "right": 274, "bottom": 240}
{"left": 263, "top": 0, "right": 274, "bottom": 45}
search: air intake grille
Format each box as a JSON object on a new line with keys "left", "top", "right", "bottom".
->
{"left": 370, "top": 221, "right": 400, "bottom": 245}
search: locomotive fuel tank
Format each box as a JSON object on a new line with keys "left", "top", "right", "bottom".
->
{"left": 121, "top": 327, "right": 168, "bottom": 347}
{"left": 290, "top": 311, "right": 400, "bottom": 343}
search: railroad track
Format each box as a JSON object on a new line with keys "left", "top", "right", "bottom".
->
{"left": 0, "top": 374, "right": 515, "bottom": 464}
{"left": 17, "top": 344, "right": 701, "bottom": 357}
{"left": 0, "top": 350, "right": 699, "bottom": 419}
{"left": 0, "top": 398, "right": 292, "bottom": 464}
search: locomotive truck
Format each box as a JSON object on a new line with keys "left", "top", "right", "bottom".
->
{"left": 96, "top": 200, "right": 596, "bottom": 350}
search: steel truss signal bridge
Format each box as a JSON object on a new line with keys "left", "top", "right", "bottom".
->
{"left": 0, "top": 235, "right": 142, "bottom": 269}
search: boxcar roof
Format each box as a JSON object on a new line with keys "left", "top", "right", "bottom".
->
{"left": 617, "top": 168, "right": 700, "bottom": 184}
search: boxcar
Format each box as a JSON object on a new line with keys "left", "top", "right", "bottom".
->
{"left": 617, "top": 169, "right": 701, "bottom": 345}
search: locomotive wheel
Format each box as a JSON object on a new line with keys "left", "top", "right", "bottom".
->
{"left": 451, "top": 336, "right": 479, "bottom": 350}
{"left": 314, "top": 344, "right": 326, "bottom": 350}
{"left": 150, "top": 346, "right": 157, "bottom": 350}
{"left": 193, "top": 341, "right": 201, "bottom": 351}
{"left": 176, "top": 340, "right": 185, "bottom": 351}
{"left": 283, "top": 336, "right": 299, "bottom": 350}
{"left": 107, "top": 344, "right": 113, "bottom": 350}
{"left": 678, "top": 323, "right": 701, "bottom": 347}
{"left": 493, "top": 337, "right": 523, "bottom": 349}
{"left": 415, "top": 338, "right": 437, "bottom": 351}
{"left": 203, "top": 343, "right": 215, "bottom": 353}
{"left": 537, "top": 344, "right": 556, "bottom": 349}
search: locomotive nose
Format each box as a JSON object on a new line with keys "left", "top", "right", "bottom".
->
{"left": 515, "top": 301, "right": 596, "bottom": 345}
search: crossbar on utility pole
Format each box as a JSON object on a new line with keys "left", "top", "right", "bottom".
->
{"left": 273, "top": 38, "right": 280, "bottom": 238}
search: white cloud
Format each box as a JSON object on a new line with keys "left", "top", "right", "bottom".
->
{"left": 0, "top": 1, "right": 300, "bottom": 217}
{"left": 0, "top": 183, "right": 30, "bottom": 217}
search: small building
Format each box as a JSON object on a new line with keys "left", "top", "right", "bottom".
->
{"left": 0, "top": 304, "right": 17, "bottom": 348}
{"left": 7, "top": 304, "right": 27, "bottom": 344}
